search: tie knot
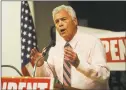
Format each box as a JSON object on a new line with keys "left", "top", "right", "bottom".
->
{"left": 64, "top": 42, "right": 70, "bottom": 47}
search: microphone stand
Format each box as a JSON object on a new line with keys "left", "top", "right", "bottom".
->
{"left": 32, "top": 41, "right": 65, "bottom": 90}
{"left": 1, "top": 65, "right": 23, "bottom": 76}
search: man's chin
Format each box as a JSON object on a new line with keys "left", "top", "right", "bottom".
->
{"left": 61, "top": 34, "right": 66, "bottom": 38}
{"left": 61, "top": 35, "right": 69, "bottom": 41}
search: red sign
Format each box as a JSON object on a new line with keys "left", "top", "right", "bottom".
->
{"left": 101, "top": 37, "right": 126, "bottom": 62}
{"left": 1, "top": 77, "right": 54, "bottom": 90}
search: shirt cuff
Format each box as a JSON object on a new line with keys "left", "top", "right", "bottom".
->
{"left": 76, "top": 61, "right": 90, "bottom": 74}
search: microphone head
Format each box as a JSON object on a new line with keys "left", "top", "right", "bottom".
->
{"left": 42, "top": 40, "right": 55, "bottom": 56}
{"left": 51, "top": 40, "right": 55, "bottom": 47}
{"left": 50, "top": 25, "right": 56, "bottom": 47}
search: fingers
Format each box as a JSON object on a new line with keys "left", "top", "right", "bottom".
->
{"left": 34, "top": 47, "right": 38, "bottom": 52}
{"left": 64, "top": 47, "right": 76, "bottom": 62}
{"left": 30, "top": 47, "right": 41, "bottom": 62}
{"left": 64, "top": 47, "right": 74, "bottom": 56}
{"left": 64, "top": 53, "right": 72, "bottom": 61}
{"left": 30, "top": 47, "right": 37, "bottom": 56}
{"left": 30, "top": 47, "right": 36, "bottom": 60}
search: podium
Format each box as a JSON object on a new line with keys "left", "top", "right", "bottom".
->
{"left": 1, "top": 77, "right": 80, "bottom": 90}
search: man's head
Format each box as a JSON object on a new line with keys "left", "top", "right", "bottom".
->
{"left": 52, "top": 5, "right": 78, "bottom": 42}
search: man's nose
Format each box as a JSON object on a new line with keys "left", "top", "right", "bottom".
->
{"left": 59, "top": 20, "right": 63, "bottom": 27}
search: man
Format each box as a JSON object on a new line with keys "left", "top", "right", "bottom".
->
{"left": 30, "top": 5, "right": 110, "bottom": 90}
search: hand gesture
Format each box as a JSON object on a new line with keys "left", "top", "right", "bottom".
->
{"left": 64, "top": 46, "right": 80, "bottom": 68}
{"left": 30, "top": 47, "right": 44, "bottom": 67}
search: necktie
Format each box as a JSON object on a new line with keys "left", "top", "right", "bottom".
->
{"left": 63, "top": 42, "right": 71, "bottom": 86}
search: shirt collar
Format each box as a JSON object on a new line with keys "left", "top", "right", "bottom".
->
{"left": 64, "top": 28, "right": 79, "bottom": 49}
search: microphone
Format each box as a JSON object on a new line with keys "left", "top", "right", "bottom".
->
{"left": 32, "top": 47, "right": 64, "bottom": 89}
{"left": 42, "top": 40, "right": 55, "bottom": 56}
{"left": 42, "top": 25, "right": 56, "bottom": 56}
{"left": 32, "top": 40, "right": 55, "bottom": 77}
{"left": 32, "top": 25, "right": 64, "bottom": 89}
{"left": 50, "top": 25, "right": 56, "bottom": 45}
{"left": 32, "top": 25, "right": 56, "bottom": 77}
{"left": 1, "top": 65, "right": 23, "bottom": 76}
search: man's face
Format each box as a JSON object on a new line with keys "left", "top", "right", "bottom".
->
{"left": 54, "top": 9, "right": 78, "bottom": 41}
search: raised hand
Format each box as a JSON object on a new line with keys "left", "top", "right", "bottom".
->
{"left": 64, "top": 46, "right": 80, "bottom": 68}
{"left": 30, "top": 47, "right": 44, "bottom": 67}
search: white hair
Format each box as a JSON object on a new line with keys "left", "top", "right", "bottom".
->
{"left": 52, "top": 5, "right": 77, "bottom": 20}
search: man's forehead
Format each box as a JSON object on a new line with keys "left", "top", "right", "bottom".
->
{"left": 54, "top": 10, "right": 70, "bottom": 20}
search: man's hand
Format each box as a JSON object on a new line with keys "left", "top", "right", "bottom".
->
{"left": 30, "top": 47, "right": 44, "bottom": 67}
{"left": 64, "top": 46, "right": 80, "bottom": 68}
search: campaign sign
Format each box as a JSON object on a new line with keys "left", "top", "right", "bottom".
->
{"left": 101, "top": 37, "right": 126, "bottom": 62}
{"left": 1, "top": 77, "right": 54, "bottom": 90}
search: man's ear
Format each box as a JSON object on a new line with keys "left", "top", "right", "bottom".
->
{"left": 73, "top": 17, "right": 78, "bottom": 26}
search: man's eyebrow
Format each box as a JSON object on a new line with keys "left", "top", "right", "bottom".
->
{"left": 55, "top": 17, "right": 66, "bottom": 23}
{"left": 55, "top": 17, "right": 67, "bottom": 20}
{"left": 61, "top": 17, "right": 67, "bottom": 19}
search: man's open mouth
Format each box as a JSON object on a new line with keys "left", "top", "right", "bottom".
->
{"left": 60, "top": 29, "right": 65, "bottom": 33}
